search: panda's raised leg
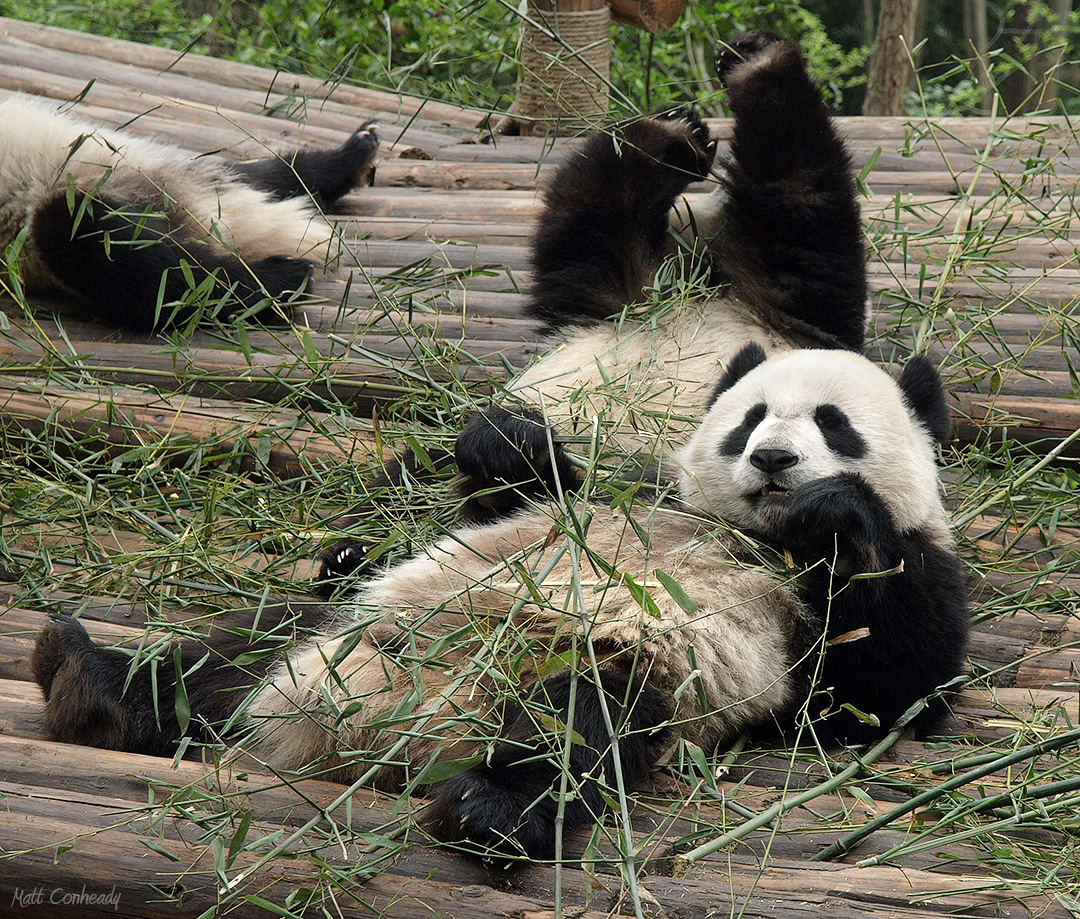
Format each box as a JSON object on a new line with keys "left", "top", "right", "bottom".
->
{"left": 712, "top": 31, "right": 867, "bottom": 350}
{"left": 453, "top": 405, "right": 577, "bottom": 523}
{"left": 30, "top": 191, "right": 313, "bottom": 331}
{"left": 426, "top": 669, "right": 671, "bottom": 864}
{"left": 779, "top": 473, "right": 969, "bottom": 744}
{"left": 231, "top": 122, "right": 379, "bottom": 208}
{"left": 528, "top": 109, "right": 717, "bottom": 329}
{"left": 31, "top": 601, "right": 330, "bottom": 755}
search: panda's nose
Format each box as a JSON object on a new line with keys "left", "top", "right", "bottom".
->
{"left": 749, "top": 448, "right": 799, "bottom": 474}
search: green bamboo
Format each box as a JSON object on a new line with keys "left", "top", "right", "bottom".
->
{"left": 814, "top": 725, "right": 1080, "bottom": 862}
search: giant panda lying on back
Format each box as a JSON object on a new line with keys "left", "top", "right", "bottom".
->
{"left": 29, "top": 32, "right": 970, "bottom": 864}
{"left": 33, "top": 344, "right": 970, "bottom": 863}
{"left": 0, "top": 94, "right": 378, "bottom": 330}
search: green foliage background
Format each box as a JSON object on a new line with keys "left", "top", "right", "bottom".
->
{"left": 2, "top": 0, "right": 1077, "bottom": 116}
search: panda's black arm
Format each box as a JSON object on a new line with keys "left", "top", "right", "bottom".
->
{"left": 31, "top": 601, "right": 332, "bottom": 755}
{"left": 528, "top": 111, "right": 716, "bottom": 330}
{"left": 231, "top": 122, "right": 379, "bottom": 208}
{"left": 782, "top": 474, "right": 970, "bottom": 743}
{"left": 425, "top": 669, "right": 671, "bottom": 866}
{"left": 714, "top": 33, "right": 867, "bottom": 351}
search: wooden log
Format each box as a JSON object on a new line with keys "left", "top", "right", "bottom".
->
{"left": 374, "top": 158, "right": 555, "bottom": 191}
{"left": 0, "top": 747, "right": 1064, "bottom": 919}
{"left": 0, "top": 54, "right": 461, "bottom": 161}
{"left": 953, "top": 393, "right": 1080, "bottom": 456}
{"left": 0, "top": 380, "right": 379, "bottom": 477}
{"left": 354, "top": 187, "right": 542, "bottom": 219}
{"left": 0, "top": 807, "right": 614, "bottom": 919}
{"left": 0, "top": 309, "right": 520, "bottom": 408}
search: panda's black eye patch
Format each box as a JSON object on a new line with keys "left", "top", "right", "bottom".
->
{"left": 814, "top": 404, "right": 866, "bottom": 458}
{"left": 720, "top": 403, "right": 767, "bottom": 457}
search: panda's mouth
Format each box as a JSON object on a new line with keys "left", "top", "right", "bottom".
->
{"left": 746, "top": 483, "right": 792, "bottom": 536}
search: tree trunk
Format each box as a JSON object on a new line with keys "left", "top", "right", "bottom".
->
{"left": 860, "top": 0, "right": 876, "bottom": 46}
{"left": 963, "top": 0, "right": 990, "bottom": 112}
{"left": 999, "top": 0, "right": 1073, "bottom": 113}
{"left": 862, "top": 0, "right": 920, "bottom": 116}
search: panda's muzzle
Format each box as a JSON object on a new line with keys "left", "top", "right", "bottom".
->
{"left": 747, "top": 448, "right": 798, "bottom": 503}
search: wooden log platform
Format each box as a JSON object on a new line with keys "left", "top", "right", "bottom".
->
{"left": 1, "top": 16, "right": 1079, "bottom": 919}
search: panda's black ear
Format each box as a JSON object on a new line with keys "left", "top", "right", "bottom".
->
{"left": 709, "top": 343, "right": 767, "bottom": 406}
{"left": 898, "top": 356, "right": 952, "bottom": 446}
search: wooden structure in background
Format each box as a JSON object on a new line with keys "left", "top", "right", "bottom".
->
{"left": 500, "top": 0, "right": 613, "bottom": 134}
{"left": 610, "top": 0, "right": 686, "bottom": 32}
{"left": 500, "top": 0, "right": 685, "bottom": 134}
{"left": 0, "top": 16, "right": 1078, "bottom": 919}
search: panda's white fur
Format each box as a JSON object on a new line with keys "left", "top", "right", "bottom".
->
{"left": 249, "top": 475, "right": 807, "bottom": 774}
{"left": 508, "top": 298, "right": 798, "bottom": 454}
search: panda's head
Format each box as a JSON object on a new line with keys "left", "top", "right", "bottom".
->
{"left": 676, "top": 345, "right": 953, "bottom": 544}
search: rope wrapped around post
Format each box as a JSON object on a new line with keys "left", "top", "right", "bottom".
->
{"left": 497, "top": 0, "right": 611, "bottom": 135}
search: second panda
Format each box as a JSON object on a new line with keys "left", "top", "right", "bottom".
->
{"left": 0, "top": 94, "right": 378, "bottom": 331}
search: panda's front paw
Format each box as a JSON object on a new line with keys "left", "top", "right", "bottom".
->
{"left": 453, "top": 405, "right": 577, "bottom": 523}
{"left": 627, "top": 110, "right": 716, "bottom": 180}
{"left": 783, "top": 474, "right": 899, "bottom": 581}
{"left": 456, "top": 405, "right": 554, "bottom": 480}
{"left": 314, "top": 538, "right": 373, "bottom": 597}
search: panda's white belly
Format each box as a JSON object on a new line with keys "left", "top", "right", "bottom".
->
{"left": 509, "top": 298, "right": 796, "bottom": 459}
{"left": 248, "top": 502, "right": 807, "bottom": 774}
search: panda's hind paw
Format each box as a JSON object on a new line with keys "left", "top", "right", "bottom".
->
{"left": 32, "top": 613, "right": 81, "bottom": 700}
{"left": 426, "top": 768, "right": 552, "bottom": 869}
{"left": 32, "top": 614, "right": 130, "bottom": 748}
{"left": 715, "top": 30, "right": 786, "bottom": 85}
{"left": 341, "top": 121, "right": 380, "bottom": 183}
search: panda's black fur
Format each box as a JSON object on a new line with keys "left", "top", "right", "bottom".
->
{"left": 0, "top": 94, "right": 378, "bottom": 330}
{"left": 29, "top": 32, "right": 970, "bottom": 867}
